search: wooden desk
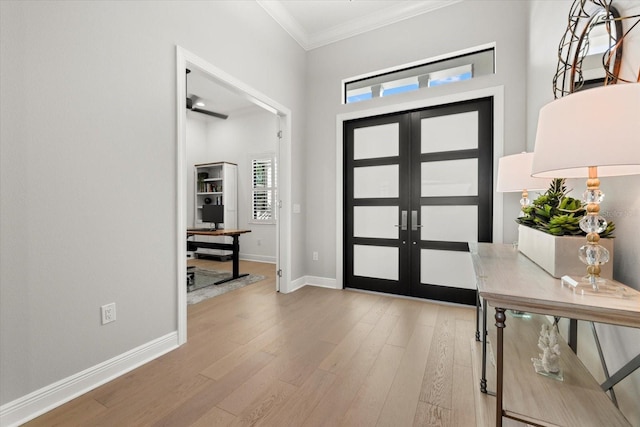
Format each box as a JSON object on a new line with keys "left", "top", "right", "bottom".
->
{"left": 186, "top": 229, "right": 251, "bottom": 284}
{"left": 471, "top": 242, "right": 640, "bottom": 427}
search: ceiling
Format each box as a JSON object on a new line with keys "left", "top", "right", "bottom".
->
{"left": 187, "top": 0, "right": 462, "bottom": 119}
{"left": 186, "top": 68, "right": 256, "bottom": 120}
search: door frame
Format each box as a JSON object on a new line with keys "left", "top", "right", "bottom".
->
{"left": 336, "top": 86, "right": 505, "bottom": 290}
{"left": 176, "top": 46, "right": 292, "bottom": 345}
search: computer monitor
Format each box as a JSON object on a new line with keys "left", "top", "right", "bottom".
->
{"left": 202, "top": 204, "right": 224, "bottom": 229}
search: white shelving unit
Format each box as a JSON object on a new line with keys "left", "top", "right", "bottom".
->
{"left": 193, "top": 162, "right": 238, "bottom": 258}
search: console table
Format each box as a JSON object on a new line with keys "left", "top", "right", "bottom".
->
{"left": 471, "top": 242, "right": 640, "bottom": 427}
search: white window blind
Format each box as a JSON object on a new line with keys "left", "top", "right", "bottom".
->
{"left": 251, "top": 154, "right": 276, "bottom": 223}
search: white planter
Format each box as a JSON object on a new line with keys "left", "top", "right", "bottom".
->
{"left": 517, "top": 225, "right": 614, "bottom": 279}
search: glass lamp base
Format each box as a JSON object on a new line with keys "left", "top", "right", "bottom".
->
{"left": 560, "top": 275, "right": 629, "bottom": 297}
{"left": 531, "top": 358, "right": 563, "bottom": 381}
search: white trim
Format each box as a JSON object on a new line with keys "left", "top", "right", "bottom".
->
{"left": 257, "top": 0, "right": 462, "bottom": 51}
{"left": 239, "top": 254, "right": 277, "bottom": 264}
{"left": 176, "top": 47, "right": 188, "bottom": 345}
{"left": 305, "top": 276, "right": 338, "bottom": 289}
{"left": 306, "top": 1, "right": 463, "bottom": 51}
{"left": 341, "top": 42, "right": 496, "bottom": 103}
{"left": 256, "top": 0, "right": 307, "bottom": 49}
{"left": 336, "top": 86, "right": 505, "bottom": 290}
{"left": 286, "top": 275, "right": 338, "bottom": 293}
{"left": 276, "top": 114, "right": 292, "bottom": 294}
{"left": 176, "top": 46, "right": 293, "bottom": 338}
{"left": 288, "top": 276, "right": 307, "bottom": 293}
{"left": 0, "top": 333, "right": 178, "bottom": 427}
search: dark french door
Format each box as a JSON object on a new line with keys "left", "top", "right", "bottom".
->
{"left": 344, "top": 98, "right": 493, "bottom": 305}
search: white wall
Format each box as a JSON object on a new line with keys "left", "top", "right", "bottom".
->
{"left": 527, "top": 2, "right": 640, "bottom": 424}
{"left": 304, "top": 0, "right": 529, "bottom": 279}
{"left": 188, "top": 108, "right": 278, "bottom": 263}
{"left": 3, "top": 0, "right": 638, "bottom": 423}
{"left": 0, "top": 0, "right": 305, "bottom": 415}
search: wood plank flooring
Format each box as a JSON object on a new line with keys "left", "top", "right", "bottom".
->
{"left": 24, "top": 260, "right": 479, "bottom": 426}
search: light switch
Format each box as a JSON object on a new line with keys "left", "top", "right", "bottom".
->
{"left": 293, "top": 204, "right": 301, "bottom": 214}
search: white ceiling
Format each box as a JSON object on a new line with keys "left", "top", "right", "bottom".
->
{"left": 257, "top": 0, "right": 462, "bottom": 50}
{"left": 187, "top": 0, "right": 462, "bottom": 118}
{"left": 186, "top": 68, "right": 256, "bottom": 120}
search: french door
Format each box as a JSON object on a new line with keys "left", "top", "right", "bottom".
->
{"left": 344, "top": 98, "right": 493, "bottom": 305}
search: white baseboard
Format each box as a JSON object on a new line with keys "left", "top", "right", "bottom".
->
{"left": 0, "top": 332, "right": 179, "bottom": 427}
{"left": 288, "top": 276, "right": 307, "bottom": 293}
{"left": 239, "top": 253, "right": 276, "bottom": 264}
{"left": 287, "top": 275, "right": 338, "bottom": 293}
{"left": 305, "top": 275, "right": 338, "bottom": 289}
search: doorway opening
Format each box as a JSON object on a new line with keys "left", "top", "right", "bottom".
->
{"left": 176, "top": 47, "right": 292, "bottom": 345}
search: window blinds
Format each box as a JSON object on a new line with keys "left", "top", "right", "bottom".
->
{"left": 251, "top": 156, "right": 276, "bottom": 222}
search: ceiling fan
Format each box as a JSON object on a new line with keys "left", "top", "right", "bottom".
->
{"left": 186, "top": 69, "right": 229, "bottom": 120}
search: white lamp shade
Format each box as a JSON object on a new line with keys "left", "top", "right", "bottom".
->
{"left": 531, "top": 83, "right": 640, "bottom": 178}
{"left": 497, "top": 152, "right": 550, "bottom": 192}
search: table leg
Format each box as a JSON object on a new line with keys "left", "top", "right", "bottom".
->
{"left": 481, "top": 297, "right": 488, "bottom": 393}
{"left": 495, "top": 307, "right": 506, "bottom": 427}
{"left": 213, "top": 234, "right": 248, "bottom": 285}
{"left": 569, "top": 318, "right": 578, "bottom": 353}
{"left": 232, "top": 235, "right": 240, "bottom": 278}
{"left": 476, "top": 292, "right": 481, "bottom": 342}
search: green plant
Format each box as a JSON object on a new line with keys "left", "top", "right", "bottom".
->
{"left": 516, "top": 178, "right": 615, "bottom": 237}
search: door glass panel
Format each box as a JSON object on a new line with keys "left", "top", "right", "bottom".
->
{"left": 354, "top": 165, "right": 399, "bottom": 198}
{"left": 421, "top": 111, "right": 478, "bottom": 153}
{"left": 354, "top": 245, "right": 399, "bottom": 281}
{"left": 354, "top": 206, "right": 398, "bottom": 239}
{"left": 421, "top": 159, "right": 477, "bottom": 197}
{"left": 354, "top": 123, "right": 399, "bottom": 160}
{"left": 421, "top": 206, "right": 478, "bottom": 242}
{"left": 420, "top": 249, "right": 475, "bottom": 289}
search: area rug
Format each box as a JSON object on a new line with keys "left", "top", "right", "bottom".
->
{"left": 187, "top": 268, "right": 265, "bottom": 305}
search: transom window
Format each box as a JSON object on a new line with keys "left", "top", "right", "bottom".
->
{"left": 343, "top": 44, "right": 495, "bottom": 104}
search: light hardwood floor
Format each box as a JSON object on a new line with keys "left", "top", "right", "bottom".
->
{"left": 24, "top": 260, "right": 478, "bottom": 426}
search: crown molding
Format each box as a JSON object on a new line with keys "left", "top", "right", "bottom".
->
{"left": 257, "top": 0, "right": 463, "bottom": 51}
{"left": 257, "top": 0, "right": 310, "bottom": 48}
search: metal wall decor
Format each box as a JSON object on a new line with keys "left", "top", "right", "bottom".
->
{"left": 553, "top": 0, "right": 640, "bottom": 98}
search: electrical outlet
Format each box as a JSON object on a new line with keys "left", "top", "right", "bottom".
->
{"left": 257, "top": 238, "right": 262, "bottom": 246}
{"left": 313, "top": 251, "right": 319, "bottom": 261}
{"left": 101, "top": 303, "right": 116, "bottom": 325}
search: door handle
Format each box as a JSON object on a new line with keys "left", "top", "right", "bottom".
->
{"left": 411, "top": 210, "right": 423, "bottom": 231}
{"left": 394, "top": 210, "right": 408, "bottom": 231}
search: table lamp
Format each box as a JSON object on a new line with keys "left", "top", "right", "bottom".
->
{"left": 531, "top": 83, "right": 640, "bottom": 291}
{"left": 496, "top": 152, "right": 550, "bottom": 213}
